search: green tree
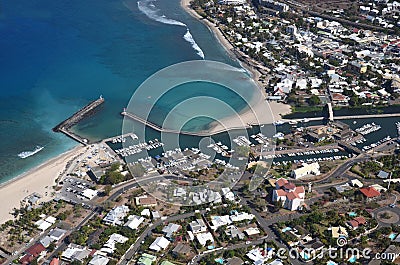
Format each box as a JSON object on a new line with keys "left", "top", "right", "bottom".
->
{"left": 104, "top": 185, "right": 112, "bottom": 196}
{"left": 308, "top": 95, "right": 321, "bottom": 106}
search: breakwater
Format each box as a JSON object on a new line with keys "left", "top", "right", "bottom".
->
{"left": 53, "top": 96, "right": 105, "bottom": 145}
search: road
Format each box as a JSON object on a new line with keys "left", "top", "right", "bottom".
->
{"left": 119, "top": 212, "right": 199, "bottom": 265}
{"left": 190, "top": 238, "right": 266, "bottom": 264}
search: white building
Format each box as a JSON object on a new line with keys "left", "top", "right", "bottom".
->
{"left": 291, "top": 162, "right": 320, "bottom": 179}
{"left": 100, "top": 234, "right": 128, "bottom": 254}
{"left": 61, "top": 244, "right": 91, "bottom": 262}
{"left": 189, "top": 219, "right": 207, "bottom": 234}
{"left": 149, "top": 236, "right": 170, "bottom": 252}
{"left": 89, "top": 255, "right": 109, "bottom": 265}
{"left": 81, "top": 189, "right": 98, "bottom": 200}
{"left": 218, "top": 0, "right": 246, "bottom": 4}
{"left": 196, "top": 232, "right": 214, "bottom": 246}
{"left": 221, "top": 187, "right": 235, "bottom": 201}
{"left": 124, "top": 215, "right": 145, "bottom": 230}
{"left": 103, "top": 205, "right": 129, "bottom": 226}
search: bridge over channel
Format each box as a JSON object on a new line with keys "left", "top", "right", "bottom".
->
{"left": 121, "top": 110, "right": 251, "bottom": 136}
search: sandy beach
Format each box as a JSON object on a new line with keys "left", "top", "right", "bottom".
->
{"left": 180, "top": 0, "right": 292, "bottom": 133}
{"left": 0, "top": 145, "right": 85, "bottom": 224}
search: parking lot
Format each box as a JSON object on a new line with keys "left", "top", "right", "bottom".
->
{"left": 57, "top": 177, "right": 96, "bottom": 207}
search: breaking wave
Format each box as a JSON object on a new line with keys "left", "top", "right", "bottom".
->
{"left": 133, "top": 0, "right": 205, "bottom": 59}
{"left": 183, "top": 29, "right": 205, "bottom": 59}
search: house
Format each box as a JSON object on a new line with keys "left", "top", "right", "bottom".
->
{"left": 149, "top": 236, "right": 170, "bottom": 252}
{"left": 172, "top": 243, "right": 192, "bottom": 257}
{"left": 226, "top": 225, "right": 245, "bottom": 240}
{"left": 272, "top": 178, "right": 305, "bottom": 211}
{"left": 141, "top": 208, "right": 151, "bottom": 217}
{"left": 330, "top": 226, "right": 348, "bottom": 238}
{"left": 360, "top": 186, "right": 381, "bottom": 199}
{"left": 189, "top": 219, "right": 207, "bottom": 234}
{"left": 159, "top": 261, "right": 176, "bottom": 265}
{"left": 268, "top": 260, "right": 284, "bottom": 265}
{"left": 20, "top": 243, "right": 46, "bottom": 264}
{"left": 244, "top": 227, "right": 260, "bottom": 236}
{"left": 49, "top": 258, "right": 59, "bottom": 265}
{"left": 100, "top": 233, "right": 128, "bottom": 254}
{"left": 332, "top": 93, "right": 350, "bottom": 104}
{"left": 40, "top": 228, "right": 67, "bottom": 247}
{"left": 196, "top": 232, "right": 214, "bottom": 246}
{"left": 226, "top": 257, "right": 244, "bottom": 265}
{"left": 377, "top": 170, "right": 390, "bottom": 179}
{"left": 350, "top": 179, "right": 363, "bottom": 188}
{"left": 382, "top": 245, "right": 400, "bottom": 263}
{"left": 275, "top": 77, "right": 294, "bottom": 94}
{"left": 124, "top": 215, "right": 145, "bottom": 230}
{"left": 61, "top": 244, "right": 91, "bottom": 263}
{"left": 151, "top": 211, "right": 161, "bottom": 219}
{"left": 162, "top": 223, "right": 181, "bottom": 238}
{"left": 35, "top": 216, "right": 56, "bottom": 232}
{"left": 347, "top": 217, "right": 367, "bottom": 230}
{"left": 348, "top": 61, "right": 368, "bottom": 74}
{"left": 221, "top": 187, "right": 235, "bottom": 201}
{"left": 259, "top": 0, "right": 289, "bottom": 12}
{"left": 137, "top": 253, "right": 157, "bottom": 265}
{"left": 103, "top": 205, "right": 129, "bottom": 226}
{"left": 291, "top": 162, "right": 320, "bottom": 179}
{"left": 246, "top": 248, "right": 266, "bottom": 265}
{"left": 89, "top": 255, "right": 109, "bottom": 265}
{"left": 135, "top": 195, "right": 157, "bottom": 207}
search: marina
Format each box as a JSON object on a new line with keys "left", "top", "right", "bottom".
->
{"left": 113, "top": 138, "right": 164, "bottom": 158}
{"left": 355, "top": 122, "right": 381, "bottom": 136}
{"left": 206, "top": 142, "right": 234, "bottom": 157}
{"left": 233, "top": 136, "right": 252, "bottom": 147}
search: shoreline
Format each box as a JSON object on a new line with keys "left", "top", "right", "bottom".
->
{"left": 0, "top": 145, "right": 85, "bottom": 224}
{"left": 180, "top": 0, "right": 291, "bottom": 129}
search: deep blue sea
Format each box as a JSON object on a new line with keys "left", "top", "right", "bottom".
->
{"left": 0, "top": 0, "right": 239, "bottom": 182}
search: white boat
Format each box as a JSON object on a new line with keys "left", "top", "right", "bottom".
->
{"left": 288, "top": 120, "right": 298, "bottom": 125}
{"left": 302, "top": 118, "right": 310, "bottom": 123}
{"left": 273, "top": 132, "right": 285, "bottom": 138}
{"left": 273, "top": 120, "right": 285, "bottom": 126}
{"left": 18, "top": 146, "right": 44, "bottom": 159}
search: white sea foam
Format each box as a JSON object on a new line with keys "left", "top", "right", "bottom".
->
{"left": 134, "top": 0, "right": 205, "bottom": 59}
{"left": 183, "top": 29, "right": 205, "bottom": 59}
{"left": 136, "top": 0, "right": 186, "bottom": 27}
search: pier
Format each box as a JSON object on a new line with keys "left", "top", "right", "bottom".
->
{"left": 121, "top": 110, "right": 250, "bottom": 136}
{"left": 53, "top": 96, "right": 105, "bottom": 145}
{"left": 338, "top": 141, "right": 362, "bottom": 155}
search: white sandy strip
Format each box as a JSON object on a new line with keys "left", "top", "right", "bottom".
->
{"left": 180, "top": 0, "right": 292, "bottom": 131}
{"left": 0, "top": 145, "right": 85, "bottom": 224}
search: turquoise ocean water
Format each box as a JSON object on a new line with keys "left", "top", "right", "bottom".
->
{"left": 0, "top": 0, "right": 241, "bottom": 182}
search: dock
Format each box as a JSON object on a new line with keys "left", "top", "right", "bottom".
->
{"left": 53, "top": 96, "right": 105, "bottom": 145}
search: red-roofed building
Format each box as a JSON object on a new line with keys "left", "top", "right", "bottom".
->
{"left": 360, "top": 187, "right": 381, "bottom": 199}
{"left": 276, "top": 178, "right": 289, "bottom": 189}
{"left": 347, "top": 216, "right": 367, "bottom": 230}
{"left": 272, "top": 178, "right": 305, "bottom": 211}
{"left": 19, "top": 243, "right": 46, "bottom": 264}
{"left": 50, "top": 258, "right": 59, "bottom": 265}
